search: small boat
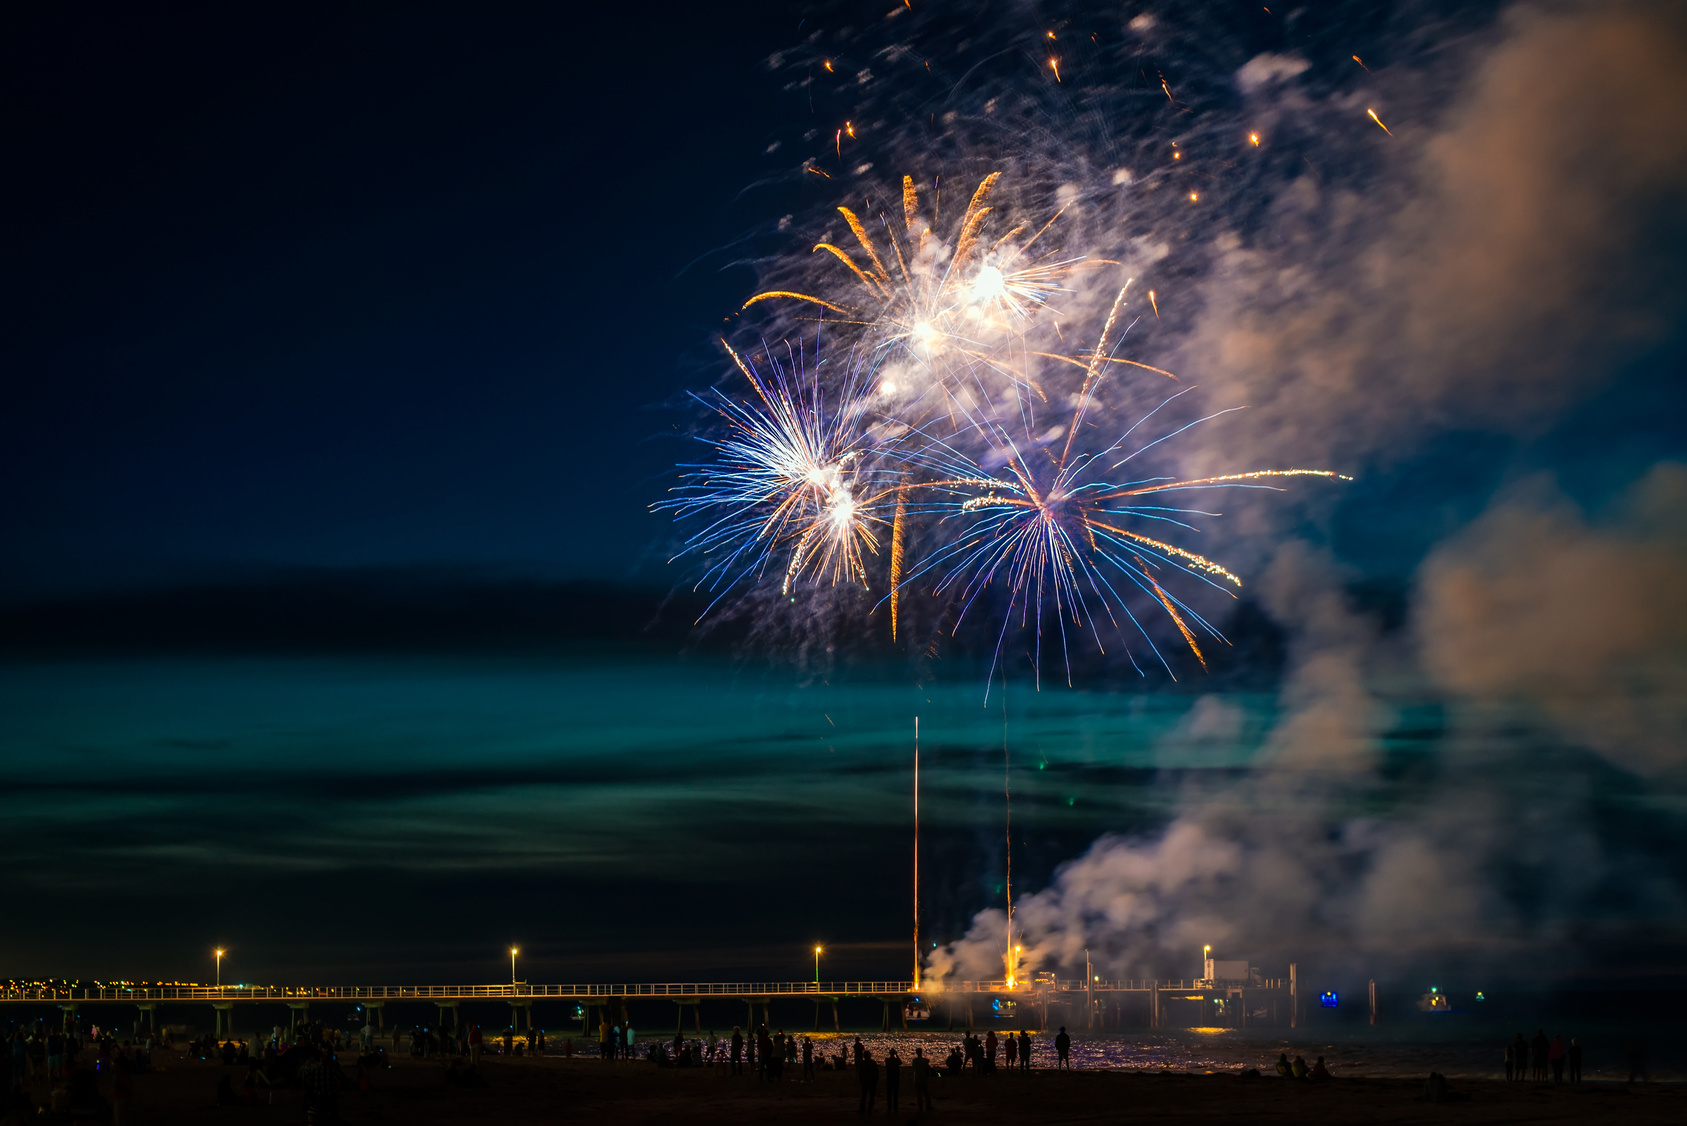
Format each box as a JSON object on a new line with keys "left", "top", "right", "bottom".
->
{"left": 1417, "top": 989, "right": 1452, "bottom": 1012}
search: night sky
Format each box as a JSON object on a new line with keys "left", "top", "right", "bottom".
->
{"left": 3, "top": 1, "right": 1686, "bottom": 997}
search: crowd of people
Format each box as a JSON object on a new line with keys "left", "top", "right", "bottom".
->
{"left": 1503, "top": 1029, "right": 1582, "bottom": 1083}
{"left": 5, "top": 1016, "right": 157, "bottom": 1122}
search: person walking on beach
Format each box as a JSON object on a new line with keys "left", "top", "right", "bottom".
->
{"left": 1018, "top": 1030, "right": 1032, "bottom": 1070}
{"left": 730, "top": 1027, "right": 744, "bottom": 1075}
{"left": 884, "top": 1048, "right": 902, "bottom": 1113}
{"left": 912, "top": 1047, "right": 933, "bottom": 1112}
{"left": 856, "top": 1048, "right": 879, "bottom": 1114}
{"left": 1549, "top": 1034, "right": 1566, "bottom": 1083}
{"left": 1568, "top": 1037, "right": 1582, "bottom": 1083}
{"left": 1531, "top": 1029, "right": 1548, "bottom": 1082}
{"left": 1512, "top": 1034, "right": 1527, "bottom": 1082}
{"left": 1055, "top": 1026, "right": 1071, "bottom": 1069}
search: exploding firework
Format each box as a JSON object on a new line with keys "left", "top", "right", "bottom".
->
{"left": 658, "top": 339, "right": 895, "bottom": 614}
{"left": 743, "top": 174, "right": 1104, "bottom": 412}
{"left": 885, "top": 288, "right": 1351, "bottom": 683}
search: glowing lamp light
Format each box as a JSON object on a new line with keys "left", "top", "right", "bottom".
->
{"left": 1318, "top": 991, "right": 1339, "bottom": 1009}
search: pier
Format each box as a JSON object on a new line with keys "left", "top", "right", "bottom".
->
{"left": 0, "top": 973, "right": 1302, "bottom": 1036}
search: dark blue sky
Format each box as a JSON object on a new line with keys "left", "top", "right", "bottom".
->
{"left": 4, "top": 2, "right": 811, "bottom": 595}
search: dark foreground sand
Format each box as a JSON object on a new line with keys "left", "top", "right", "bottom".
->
{"left": 17, "top": 1047, "right": 1685, "bottom": 1126}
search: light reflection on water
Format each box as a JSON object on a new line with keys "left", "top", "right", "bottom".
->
{"left": 616, "top": 1029, "right": 1684, "bottom": 1082}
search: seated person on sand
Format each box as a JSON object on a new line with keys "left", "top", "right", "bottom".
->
{"left": 1291, "top": 1055, "right": 1309, "bottom": 1079}
{"left": 1311, "top": 1056, "right": 1330, "bottom": 1081}
{"left": 1275, "top": 1053, "right": 1292, "bottom": 1077}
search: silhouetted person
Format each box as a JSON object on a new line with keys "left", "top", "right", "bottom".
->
{"left": 1292, "top": 1055, "right": 1308, "bottom": 1079}
{"left": 1311, "top": 1056, "right": 1330, "bottom": 1081}
{"left": 802, "top": 1037, "right": 814, "bottom": 1081}
{"left": 857, "top": 1049, "right": 879, "bottom": 1114}
{"left": 912, "top": 1047, "right": 933, "bottom": 1111}
{"left": 1624, "top": 1039, "right": 1648, "bottom": 1084}
{"left": 1276, "top": 1052, "right": 1291, "bottom": 1078}
{"left": 1055, "top": 1026, "right": 1071, "bottom": 1069}
{"left": 1018, "top": 1030, "right": 1031, "bottom": 1070}
{"left": 853, "top": 1036, "right": 863, "bottom": 1065}
{"left": 1512, "top": 1034, "right": 1527, "bottom": 1082}
{"left": 1549, "top": 1034, "right": 1566, "bottom": 1083}
{"left": 985, "top": 1029, "right": 997, "bottom": 1073}
{"left": 1531, "top": 1029, "right": 1548, "bottom": 1082}
{"left": 1568, "top": 1037, "right": 1582, "bottom": 1083}
{"left": 1005, "top": 1033, "right": 1018, "bottom": 1068}
{"left": 884, "top": 1048, "right": 902, "bottom": 1113}
{"left": 730, "top": 1027, "right": 743, "bottom": 1075}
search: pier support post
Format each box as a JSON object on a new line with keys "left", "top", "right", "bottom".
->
{"left": 137, "top": 1004, "right": 156, "bottom": 1033}
{"left": 1368, "top": 979, "right": 1378, "bottom": 1026}
{"left": 1149, "top": 984, "right": 1159, "bottom": 1030}
{"left": 363, "top": 1001, "right": 385, "bottom": 1030}
{"left": 1289, "top": 964, "right": 1298, "bottom": 1030}
{"left": 832, "top": 1001, "right": 840, "bottom": 1033}
{"left": 965, "top": 1000, "right": 973, "bottom": 1032}
{"left": 287, "top": 1002, "right": 311, "bottom": 1040}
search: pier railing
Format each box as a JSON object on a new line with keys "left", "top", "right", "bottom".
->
{"left": 0, "top": 978, "right": 1287, "bottom": 1004}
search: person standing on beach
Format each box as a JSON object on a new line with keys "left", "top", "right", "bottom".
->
{"left": 884, "top": 1048, "right": 902, "bottom": 1113}
{"left": 730, "top": 1027, "right": 743, "bottom": 1075}
{"left": 1004, "top": 1032, "right": 1018, "bottom": 1069}
{"left": 1568, "top": 1038, "right": 1582, "bottom": 1083}
{"left": 1055, "top": 1026, "right": 1071, "bottom": 1069}
{"left": 1531, "top": 1029, "right": 1548, "bottom": 1082}
{"left": 912, "top": 1047, "right": 933, "bottom": 1111}
{"left": 1549, "top": 1034, "right": 1566, "bottom": 1083}
{"left": 1018, "top": 1030, "right": 1032, "bottom": 1070}
{"left": 856, "top": 1048, "right": 879, "bottom": 1114}
{"left": 802, "top": 1037, "right": 814, "bottom": 1081}
{"left": 625, "top": 1023, "right": 635, "bottom": 1062}
{"left": 985, "top": 1030, "right": 997, "bottom": 1073}
{"left": 1512, "top": 1034, "right": 1527, "bottom": 1082}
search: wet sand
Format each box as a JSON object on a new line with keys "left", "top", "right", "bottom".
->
{"left": 41, "top": 1048, "right": 1686, "bottom": 1125}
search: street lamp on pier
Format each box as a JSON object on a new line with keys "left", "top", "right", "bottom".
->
{"left": 215, "top": 949, "right": 225, "bottom": 989}
{"left": 510, "top": 947, "right": 519, "bottom": 985}
{"left": 814, "top": 946, "right": 822, "bottom": 985}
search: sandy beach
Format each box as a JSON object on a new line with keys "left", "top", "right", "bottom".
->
{"left": 17, "top": 1045, "right": 1683, "bottom": 1125}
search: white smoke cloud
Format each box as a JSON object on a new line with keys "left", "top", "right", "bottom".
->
{"left": 1179, "top": 3, "right": 1687, "bottom": 476}
{"left": 1417, "top": 462, "right": 1687, "bottom": 776}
